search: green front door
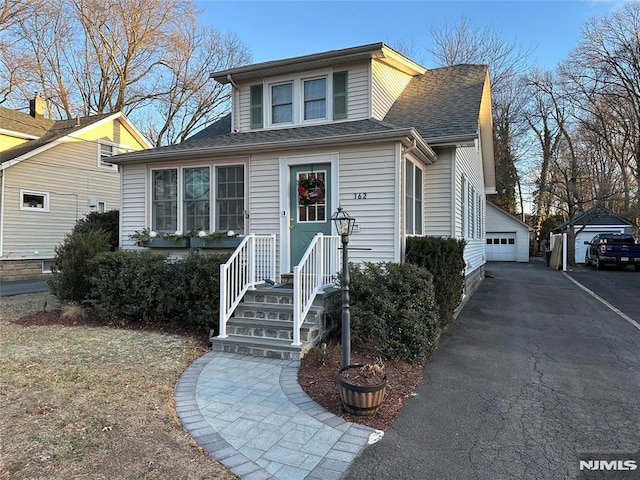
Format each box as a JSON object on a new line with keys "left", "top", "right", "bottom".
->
{"left": 289, "top": 164, "right": 332, "bottom": 267}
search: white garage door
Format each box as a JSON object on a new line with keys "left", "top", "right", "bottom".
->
{"left": 486, "top": 233, "right": 517, "bottom": 261}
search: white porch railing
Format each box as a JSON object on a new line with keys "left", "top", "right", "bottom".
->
{"left": 292, "top": 233, "right": 340, "bottom": 346}
{"left": 218, "top": 234, "right": 276, "bottom": 338}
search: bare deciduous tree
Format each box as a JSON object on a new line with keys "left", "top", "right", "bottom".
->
{"left": 0, "top": 0, "right": 251, "bottom": 145}
{"left": 427, "top": 16, "right": 532, "bottom": 215}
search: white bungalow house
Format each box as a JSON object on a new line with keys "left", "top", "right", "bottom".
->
{"left": 113, "top": 43, "right": 496, "bottom": 358}
{"left": 0, "top": 95, "right": 152, "bottom": 281}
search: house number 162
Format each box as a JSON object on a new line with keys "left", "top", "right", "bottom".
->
{"left": 353, "top": 193, "right": 367, "bottom": 200}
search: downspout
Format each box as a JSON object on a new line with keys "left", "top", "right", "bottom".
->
{"left": 0, "top": 170, "right": 4, "bottom": 257}
{"left": 227, "top": 74, "right": 239, "bottom": 133}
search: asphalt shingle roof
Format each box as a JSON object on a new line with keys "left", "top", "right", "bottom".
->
{"left": 111, "top": 62, "right": 488, "bottom": 164}
{"left": 0, "top": 109, "right": 113, "bottom": 163}
{"left": 384, "top": 64, "right": 488, "bottom": 142}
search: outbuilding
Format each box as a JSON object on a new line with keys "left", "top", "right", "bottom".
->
{"left": 485, "top": 201, "right": 531, "bottom": 262}
{"left": 553, "top": 206, "right": 635, "bottom": 264}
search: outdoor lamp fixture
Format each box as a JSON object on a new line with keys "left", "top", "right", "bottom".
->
{"left": 331, "top": 207, "right": 356, "bottom": 368}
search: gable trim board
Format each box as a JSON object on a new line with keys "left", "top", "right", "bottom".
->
{"left": 1, "top": 112, "right": 152, "bottom": 170}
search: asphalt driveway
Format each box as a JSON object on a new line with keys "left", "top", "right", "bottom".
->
{"left": 344, "top": 260, "right": 640, "bottom": 480}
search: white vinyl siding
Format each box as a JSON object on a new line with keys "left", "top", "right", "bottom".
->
{"left": 371, "top": 59, "right": 413, "bottom": 120}
{"left": 245, "top": 143, "right": 399, "bottom": 270}
{"left": 120, "top": 163, "right": 147, "bottom": 249}
{"left": 338, "top": 144, "right": 398, "bottom": 263}
{"left": 424, "top": 148, "right": 454, "bottom": 237}
{"left": 1, "top": 118, "right": 140, "bottom": 260}
{"left": 454, "top": 145, "right": 486, "bottom": 273}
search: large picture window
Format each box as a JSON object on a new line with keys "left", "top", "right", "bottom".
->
{"left": 151, "top": 165, "right": 244, "bottom": 234}
{"left": 405, "top": 159, "right": 423, "bottom": 235}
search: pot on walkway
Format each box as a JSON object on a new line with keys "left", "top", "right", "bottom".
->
{"left": 337, "top": 364, "right": 387, "bottom": 416}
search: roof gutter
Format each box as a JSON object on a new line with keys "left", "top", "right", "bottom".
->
{"left": 112, "top": 128, "right": 436, "bottom": 165}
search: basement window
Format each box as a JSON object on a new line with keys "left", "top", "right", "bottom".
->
{"left": 21, "top": 190, "right": 49, "bottom": 212}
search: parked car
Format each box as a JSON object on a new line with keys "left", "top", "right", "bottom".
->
{"left": 584, "top": 233, "right": 640, "bottom": 270}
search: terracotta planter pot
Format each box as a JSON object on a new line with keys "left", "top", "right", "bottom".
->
{"left": 337, "top": 365, "right": 387, "bottom": 416}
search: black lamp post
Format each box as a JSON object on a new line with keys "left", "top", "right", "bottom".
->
{"left": 331, "top": 207, "right": 356, "bottom": 368}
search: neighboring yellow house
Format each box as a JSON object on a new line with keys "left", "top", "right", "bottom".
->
{"left": 0, "top": 95, "right": 152, "bottom": 281}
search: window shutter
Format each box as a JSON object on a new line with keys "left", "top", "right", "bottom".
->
{"left": 333, "top": 71, "right": 347, "bottom": 119}
{"left": 250, "top": 84, "right": 263, "bottom": 129}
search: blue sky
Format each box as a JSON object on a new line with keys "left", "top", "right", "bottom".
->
{"left": 196, "top": 0, "right": 625, "bottom": 69}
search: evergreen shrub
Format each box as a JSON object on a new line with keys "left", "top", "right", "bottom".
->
{"left": 48, "top": 230, "right": 111, "bottom": 304}
{"left": 89, "top": 250, "right": 227, "bottom": 330}
{"left": 346, "top": 261, "right": 440, "bottom": 363}
{"left": 406, "top": 236, "right": 466, "bottom": 327}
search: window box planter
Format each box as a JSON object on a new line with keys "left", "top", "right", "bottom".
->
{"left": 142, "top": 238, "right": 189, "bottom": 248}
{"left": 189, "top": 236, "right": 243, "bottom": 249}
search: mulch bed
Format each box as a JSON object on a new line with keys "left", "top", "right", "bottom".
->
{"left": 297, "top": 340, "right": 425, "bottom": 431}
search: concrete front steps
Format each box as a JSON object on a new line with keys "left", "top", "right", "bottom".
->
{"left": 210, "top": 283, "right": 338, "bottom": 360}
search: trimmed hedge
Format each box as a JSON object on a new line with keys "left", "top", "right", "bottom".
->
{"left": 345, "top": 261, "right": 440, "bottom": 363}
{"left": 406, "top": 236, "right": 466, "bottom": 327}
{"left": 88, "top": 250, "right": 228, "bottom": 330}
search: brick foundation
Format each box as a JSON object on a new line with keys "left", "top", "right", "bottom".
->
{"left": 0, "top": 259, "right": 50, "bottom": 281}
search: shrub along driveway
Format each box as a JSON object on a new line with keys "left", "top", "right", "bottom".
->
{"left": 344, "top": 260, "right": 640, "bottom": 480}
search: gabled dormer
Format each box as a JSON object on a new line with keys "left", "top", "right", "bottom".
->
{"left": 210, "top": 42, "right": 426, "bottom": 133}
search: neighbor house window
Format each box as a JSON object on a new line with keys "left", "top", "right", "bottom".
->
{"left": 98, "top": 142, "right": 118, "bottom": 170}
{"left": 303, "top": 77, "right": 327, "bottom": 120}
{"left": 99, "top": 141, "right": 130, "bottom": 170}
{"left": 21, "top": 190, "right": 49, "bottom": 212}
{"left": 97, "top": 201, "right": 106, "bottom": 213}
{"left": 150, "top": 165, "right": 244, "bottom": 234}
{"left": 405, "top": 159, "right": 423, "bottom": 235}
{"left": 271, "top": 82, "right": 293, "bottom": 124}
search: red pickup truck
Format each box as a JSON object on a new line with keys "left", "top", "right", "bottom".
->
{"left": 584, "top": 233, "right": 640, "bottom": 270}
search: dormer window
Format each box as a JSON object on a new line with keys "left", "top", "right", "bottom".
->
{"left": 272, "top": 83, "right": 293, "bottom": 124}
{"left": 250, "top": 70, "right": 348, "bottom": 129}
{"left": 303, "top": 78, "right": 326, "bottom": 120}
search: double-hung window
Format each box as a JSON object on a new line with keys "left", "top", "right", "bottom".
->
{"left": 253, "top": 70, "right": 347, "bottom": 129}
{"left": 151, "top": 165, "right": 244, "bottom": 234}
{"left": 303, "top": 77, "right": 326, "bottom": 120}
{"left": 271, "top": 83, "right": 293, "bottom": 124}
{"left": 405, "top": 159, "right": 423, "bottom": 235}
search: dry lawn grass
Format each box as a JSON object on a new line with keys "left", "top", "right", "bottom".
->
{"left": 0, "top": 295, "right": 237, "bottom": 480}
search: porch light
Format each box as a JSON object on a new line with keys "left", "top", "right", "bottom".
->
{"left": 331, "top": 207, "right": 356, "bottom": 237}
{"left": 332, "top": 206, "right": 356, "bottom": 368}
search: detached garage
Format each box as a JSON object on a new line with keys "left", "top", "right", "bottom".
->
{"left": 552, "top": 206, "right": 635, "bottom": 264}
{"left": 486, "top": 202, "right": 531, "bottom": 262}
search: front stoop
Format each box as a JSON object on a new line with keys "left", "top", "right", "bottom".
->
{"left": 210, "top": 284, "right": 338, "bottom": 360}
